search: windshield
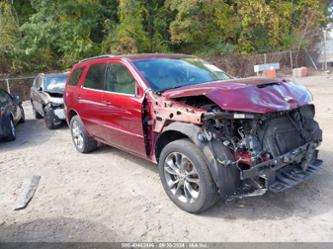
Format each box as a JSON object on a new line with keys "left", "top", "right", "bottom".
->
{"left": 133, "top": 58, "right": 231, "bottom": 92}
{"left": 44, "top": 75, "right": 68, "bottom": 92}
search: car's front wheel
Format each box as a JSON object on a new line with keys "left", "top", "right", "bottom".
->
{"left": 6, "top": 117, "right": 16, "bottom": 141}
{"left": 70, "top": 115, "right": 97, "bottom": 153}
{"left": 44, "top": 106, "right": 62, "bottom": 129}
{"left": 158, "top": 139, "right": 218, "bottom": 213}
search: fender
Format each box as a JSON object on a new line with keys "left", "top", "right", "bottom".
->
{"left": 158, "top": 122, "right": 240, "bottom": 199}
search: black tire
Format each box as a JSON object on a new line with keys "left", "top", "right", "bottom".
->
{"left": 19, "top": 105, "right": 25, "bottom": 123}
{"left": 70, "top": 115, "right": 97, "bottom": 153}
{"left": 6, "top": 117, "right": 16, "bottom": 141}
{"left": 158, "top": 139, "right": 218, "bottom": 213}
{"left": 44, "top": 106, "right": 62, "bottom": 129}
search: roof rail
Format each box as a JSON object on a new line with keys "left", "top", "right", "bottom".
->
{"left": 79, "top": 54, "right": 115, "bottom": 63}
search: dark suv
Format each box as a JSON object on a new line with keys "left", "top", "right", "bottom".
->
{"left": 64, "top": 54, "right": 322, "bottom": 213}
{"left": 31, "top": 72, "right": 68, "bottom": 129}
{"left": 0, "top": 88, "right": 25, "bottom": 141}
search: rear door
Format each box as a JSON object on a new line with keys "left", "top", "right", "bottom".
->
{"left": 76, "top": 62, "right": 108, "bottom": 140}
{"left": 0, "top": 90, "right": 16, "bottom": 122}
{"left": 101, "top": 61, "right": 146, "bottom": 156}
{"left": 64, "top": 66, "right": 86, "bottom": 121}
{"left": 0, "top": 90, "right": 9, "bottom": 120}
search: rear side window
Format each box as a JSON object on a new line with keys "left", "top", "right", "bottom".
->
{"left": 0, "top": 90, "right": 11, "bottom": 105}
{"left": 84, "top": 63, "right": 107, "bottom": 90}
{"left": 68, "top": 67, "right": 85, "bottom": 86}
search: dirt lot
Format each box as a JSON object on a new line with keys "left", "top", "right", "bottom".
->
{"left": 1, "top": 74, "right": 333, "bottom": 242}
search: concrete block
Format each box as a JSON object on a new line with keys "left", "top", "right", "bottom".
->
{"left": 293, "top": 67, "right": 308, "bottom": 77}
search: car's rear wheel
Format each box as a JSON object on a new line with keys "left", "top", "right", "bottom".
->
{"left": 6, "top": 117, "right": 16, "bottom": 141}
{"left": 158, "top": 139, "right": 218, "bottom": 213}
{"left": 70, "top": 115, "right": 97, "bottom": 153}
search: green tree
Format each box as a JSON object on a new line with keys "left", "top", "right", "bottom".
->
{"left": 0, "top": 0, "right": 19, "bottom": 72}
{"left": 166, "top": 0, "right": 239, "bottom": 54}
{"left": 142, "top": 0, "right": 172, "bottom": 52}
{"left": 17, "top": 0, "right": 118, "bottom": 71}
{"left": 0, "top": 0, "right": 329, "bottom": 74}
{"left": 106, "top": 0, "right": 149, "bottom": 54}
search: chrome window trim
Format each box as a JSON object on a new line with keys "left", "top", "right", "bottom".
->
{"left": 81, "top": 86, "right": 136, "bottom": 97}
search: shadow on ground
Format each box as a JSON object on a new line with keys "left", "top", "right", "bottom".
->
{"left": 0, "top": 119, "right": 68, "bottom": 153}
{"left": 91, "top": 144, "right": 333, "bottom": 221}
{"left": 0, "top": 217, "right": 120, "bottom": 242}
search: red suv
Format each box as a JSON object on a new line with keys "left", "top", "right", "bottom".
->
{"left": 64, "top": 54, "right": 322, "bottom": 213}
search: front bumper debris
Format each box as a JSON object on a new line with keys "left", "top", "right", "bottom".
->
{"left": 269, "top": 159, "right": 322, "bottom": 192}
{"left": 53, "top": 108, "right": 65, "bottom": 120}
{"left": 238, "top": 142, "right": 322, "bottom": 195}
{"left": 241, "top": 142, "right": 318, "bottom": 180}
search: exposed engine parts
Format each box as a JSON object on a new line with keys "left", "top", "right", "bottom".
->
{"left": 197, "top": 104, "right": 322, "bottom": 199}
{"left": 148, "top": 89, "right": 322, "bottom": 201}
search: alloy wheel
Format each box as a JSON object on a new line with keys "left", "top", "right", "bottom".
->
{"left": 164, "top": 152, "right": 200, "bottom": 203}
{"left": 72, "top": 120, "right": 84, "bottom": 150}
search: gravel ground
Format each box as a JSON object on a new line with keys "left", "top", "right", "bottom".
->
{"left": 1, "top": 74, "right": 333, "bottom": 242}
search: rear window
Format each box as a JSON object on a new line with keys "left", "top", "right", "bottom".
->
{"left": 68, "top": 67, "right": 85, "bottom": 86}
{"left": 83, "top": 63, "right": 107, "bottom": 90}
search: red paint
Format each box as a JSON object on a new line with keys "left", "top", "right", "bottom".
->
{"left": 64, "top": 54, "right": 314, "bottom": 162}
{"left": 162, "top": 78, "right": 312, "bottom": 113}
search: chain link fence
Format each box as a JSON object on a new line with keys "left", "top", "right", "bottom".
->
{"left": 0, "top": 76, "right": 35, "bottom": 101}
{"left": 207, "top": 49, "right": 321, "bottom": 77}
{"left": 0, "top": 49, "right": 327, "bottom": 101}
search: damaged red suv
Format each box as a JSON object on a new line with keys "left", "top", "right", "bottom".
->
{"left": 64, "top": 54, "right": 322, "bottom": 213}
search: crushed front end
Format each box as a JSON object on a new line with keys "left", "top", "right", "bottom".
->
{"left": 201, "top": 104, "right": 323, "bottom": 199}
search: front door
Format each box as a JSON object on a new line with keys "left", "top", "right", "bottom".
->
{"left": 101, "top": 62, "right": 146, "bottom": 157}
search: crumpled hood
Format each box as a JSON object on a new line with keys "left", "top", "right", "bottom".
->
{"left": 43, "top": 91, "right": 64, "bottom": 105}
{"left": 162, "top": 78, "right": 313, "bottom": 113}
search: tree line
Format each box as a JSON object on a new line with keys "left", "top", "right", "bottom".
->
{"left": 0, "top": 0, "right": 329, "bottom": 74}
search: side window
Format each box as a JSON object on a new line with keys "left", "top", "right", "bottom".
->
{"left": 68, "top": 67, "right": 85, "bottom": 86}
{"left": 105, "top": 64, "right": 136, "bottom": 95}
{"left": 0, "top": 90, "right": 7, "bottom": 105}
{"left": 34, "top": 76, "right": 42, "bottom": 89}
{"left": 84, "top": 63, "right": 107, "bottom": 90}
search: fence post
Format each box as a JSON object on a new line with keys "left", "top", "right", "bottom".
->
{"left": 5, "top": 79, "right": 10, "bottom": 93}
{"left": 289, "top": 50, "right": 293, "bottom": 69}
